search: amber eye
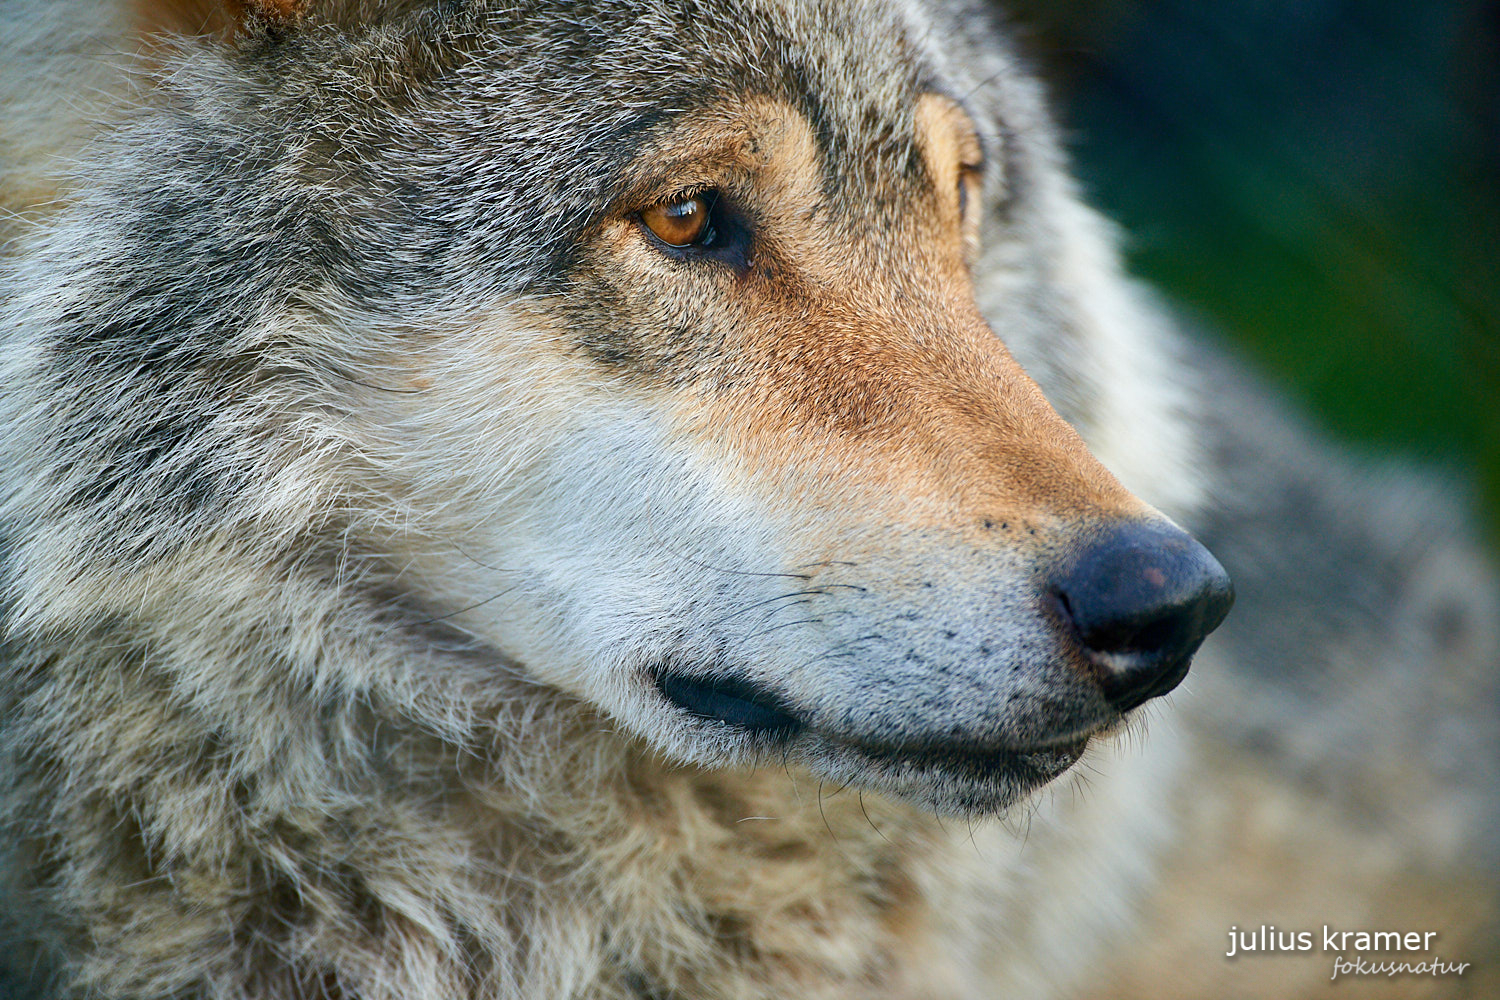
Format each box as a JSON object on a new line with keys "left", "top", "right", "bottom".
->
{"left": 640, "top": 193, "right": 712, "bottom": 247}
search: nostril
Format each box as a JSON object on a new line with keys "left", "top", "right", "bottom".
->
{"left": 1053, "top": 588, "right": 1074, "bottom": 625}
{"left": 1087, "top": 614, "right": 1187, "bottom": 659}
{"left": 1053, "top": 522, "right": 1234, "bottom": 712}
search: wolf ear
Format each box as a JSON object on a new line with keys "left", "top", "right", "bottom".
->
{"left": 132, "top": 0, "right": 311, "bottom": 36}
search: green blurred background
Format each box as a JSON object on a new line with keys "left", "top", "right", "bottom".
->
{"left": 1001, "top": 0, "right": 1500, "bottom": 550}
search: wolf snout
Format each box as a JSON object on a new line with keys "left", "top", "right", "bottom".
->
{"left": 1052, "top": 522, "right": 1234, "bottom": 712}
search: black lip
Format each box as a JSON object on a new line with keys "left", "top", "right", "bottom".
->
{"left": 848, "top": 733, "right": 1092, "bottom": 784}
{"left": 807, "top": 732, "right": 1097, "bottom": 816}
{"left": 654, "top": 670, "right": 804, "bottom": 736}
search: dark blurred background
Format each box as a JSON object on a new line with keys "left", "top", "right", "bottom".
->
{"left": 1000, "top": 0, "right": 1500, "bottom": 550}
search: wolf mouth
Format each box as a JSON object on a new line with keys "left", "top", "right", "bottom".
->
{"left": 843, "top": 734, "right": 1092, "bottom": 780}
{"left": 822, "top": 728, "right": 1097, "bottom": 808}
{"left": 652, "top": 665, "right": 1097, "bottom": 804}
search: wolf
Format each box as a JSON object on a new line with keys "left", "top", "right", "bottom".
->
{"left": 0, "top": 1, "right": 1495, "bottom": 998}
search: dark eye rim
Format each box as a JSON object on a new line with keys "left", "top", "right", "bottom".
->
{"left": 632, "top": 188, "right": 752, "bottom": 271}
{"left": 635, "top": 189, "right": 720, "bottom": 249}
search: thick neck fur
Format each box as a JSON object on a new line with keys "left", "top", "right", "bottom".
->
{"left": 1, "top": 564, "right": 952, "bottom": 999}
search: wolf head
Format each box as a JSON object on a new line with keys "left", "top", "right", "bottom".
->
{"left": 2, "top": 0, "right": 1230, "bottom": 815}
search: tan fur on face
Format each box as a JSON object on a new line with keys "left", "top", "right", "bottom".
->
{"left": 598, "top": 97, "right": 1146, "bottom": 540}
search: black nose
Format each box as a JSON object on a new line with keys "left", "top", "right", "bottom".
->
{"left": 1052, "top": 522, "right": 1233, "bottom": 712}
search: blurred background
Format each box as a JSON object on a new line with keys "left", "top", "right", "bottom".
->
{"left": 1000, "top": 0, "right": 1500, "bottom": 550}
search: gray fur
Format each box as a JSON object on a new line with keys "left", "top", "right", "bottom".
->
{"left": 2, "top": 1, "right": 1496, "bottom": 998}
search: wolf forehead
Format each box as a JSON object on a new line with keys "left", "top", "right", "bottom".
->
{"left": 125, "top": 0, "right": 1025, "bottom": 296}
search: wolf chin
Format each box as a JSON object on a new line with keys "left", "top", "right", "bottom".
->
{"left": 1, "top": 1, "right": 1495, "bottom": 999}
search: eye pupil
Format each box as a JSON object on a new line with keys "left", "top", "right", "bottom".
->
{"left": 641, "top": 194, "right": 712, "bottom": 247}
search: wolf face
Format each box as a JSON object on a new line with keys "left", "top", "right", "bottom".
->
{"left": 388, "top": 95, "right": 1232, "bottom": 814}
{"left": 4, "top": 0, "right": 1230, "bottom": 818}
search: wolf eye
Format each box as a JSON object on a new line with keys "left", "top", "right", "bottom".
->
{"left": 640, "top": 193, "right": 715, "bottom": 248}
